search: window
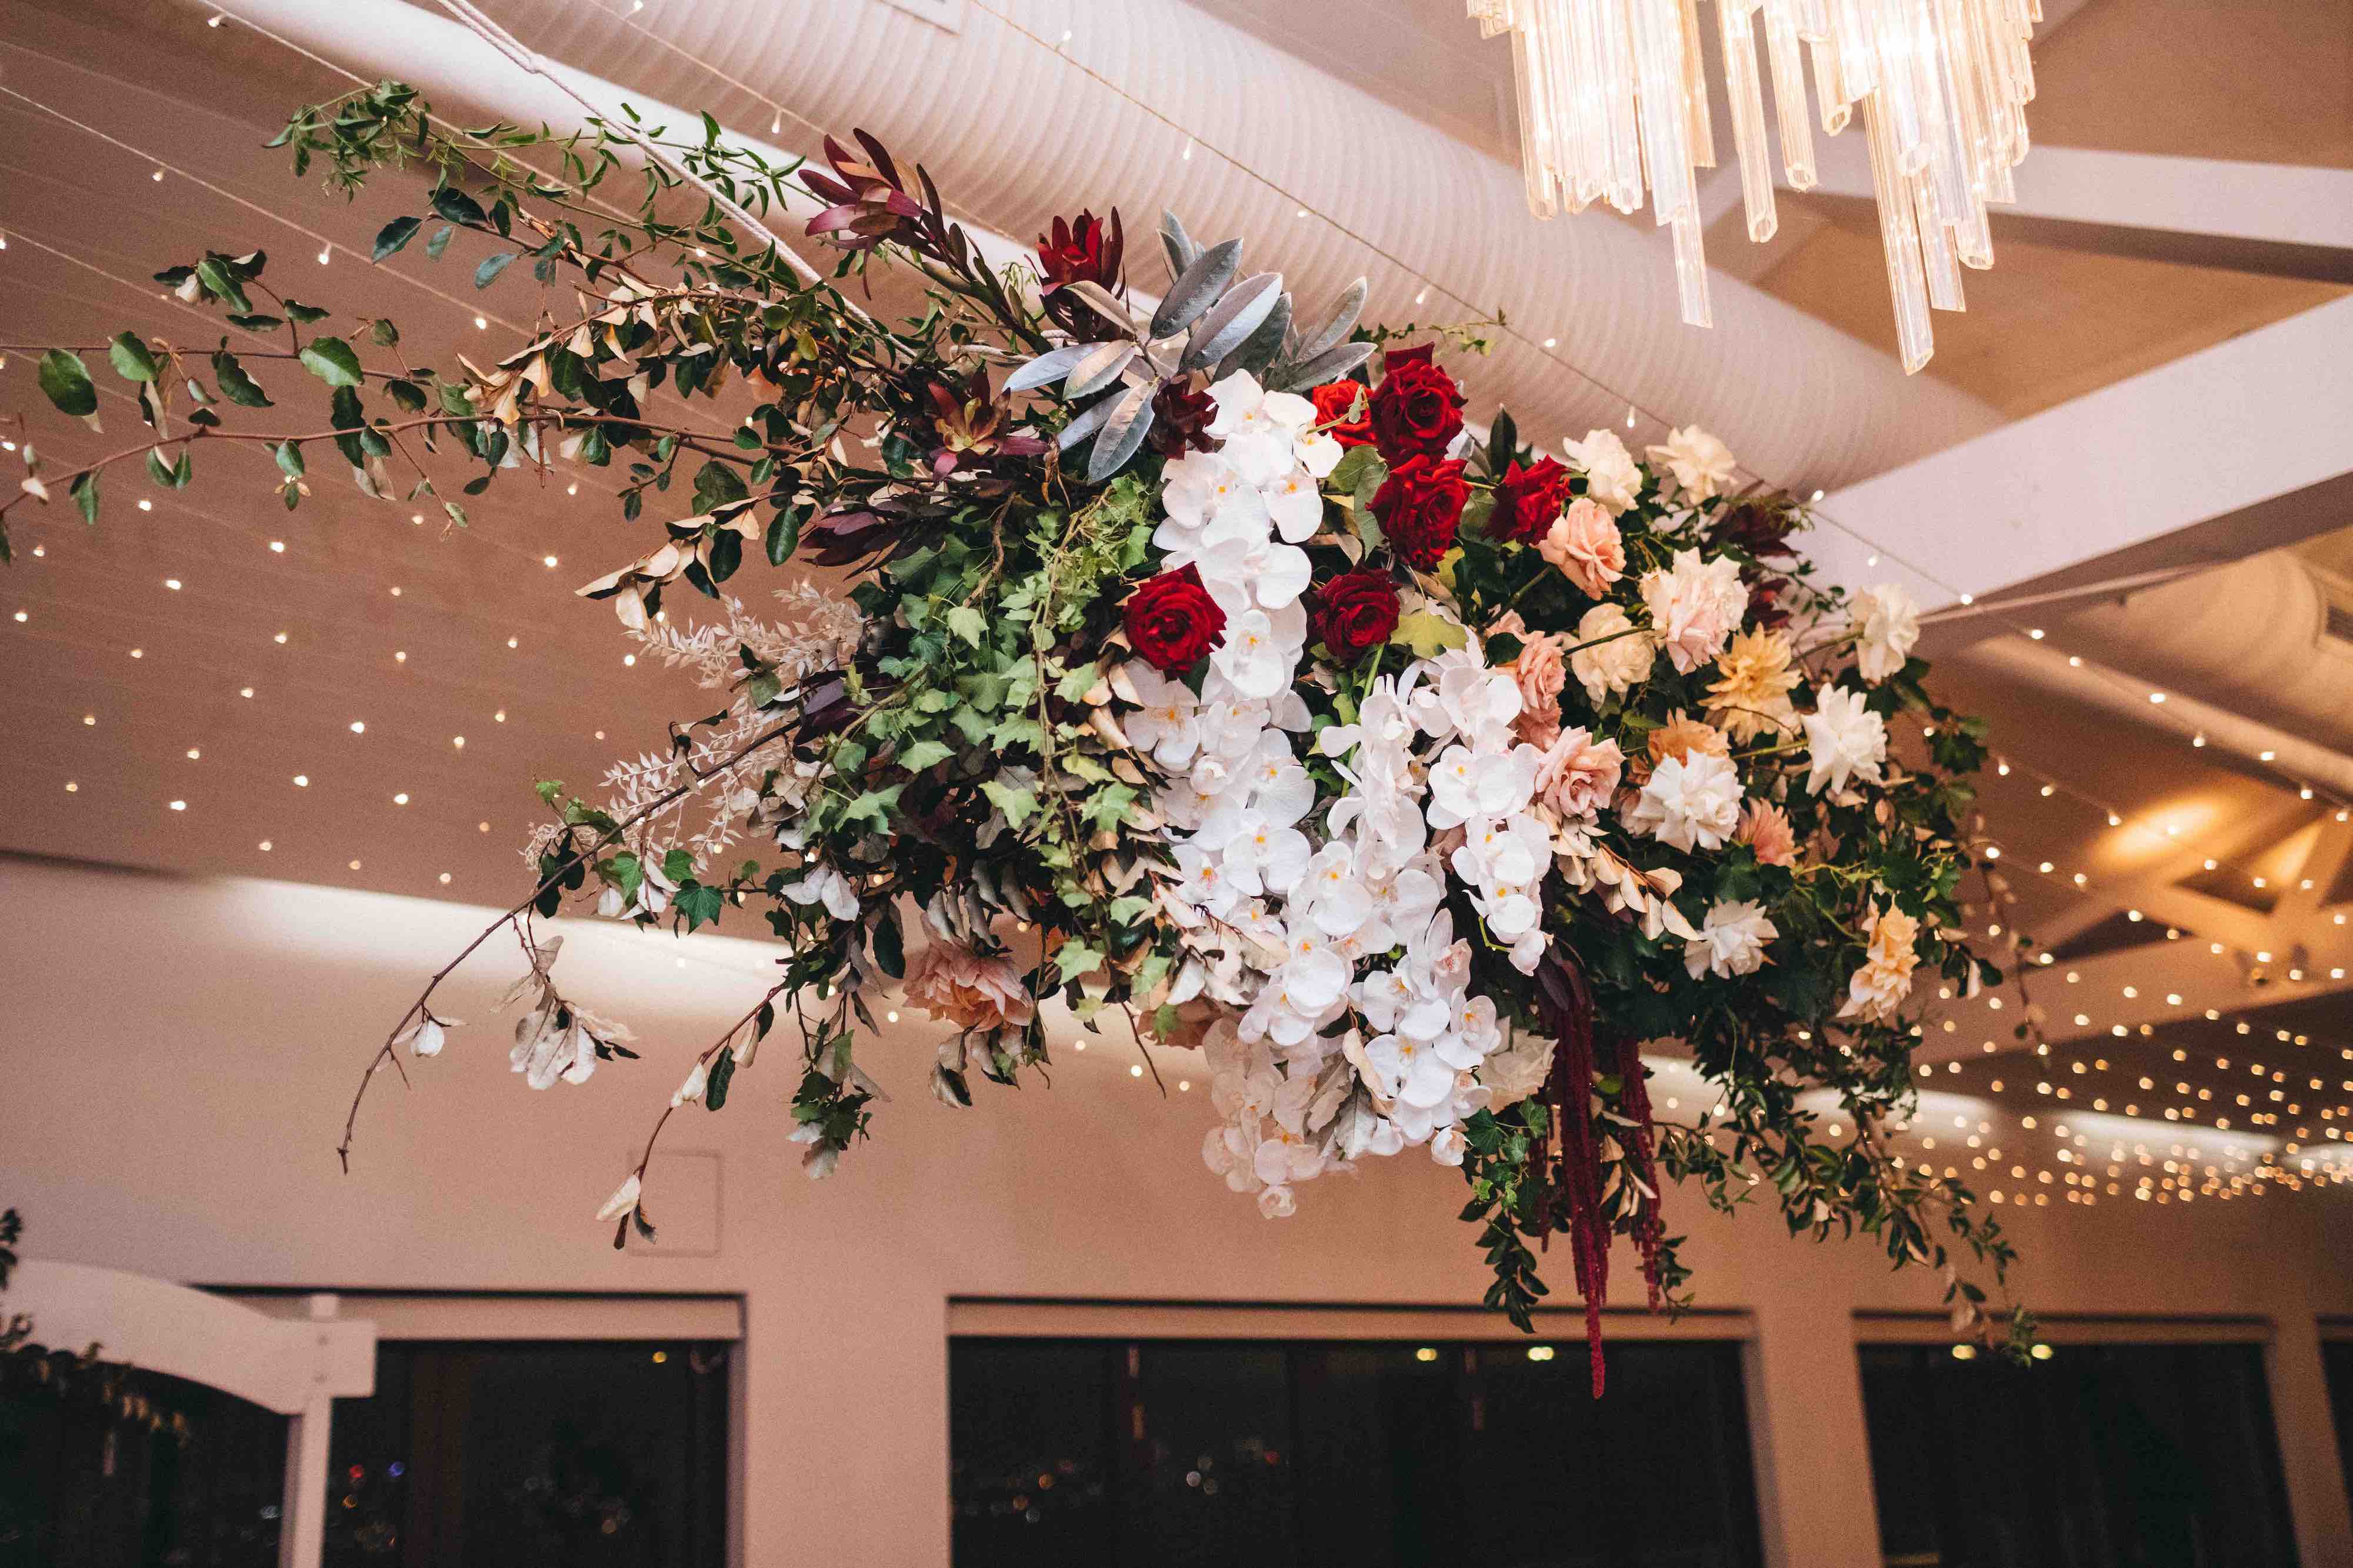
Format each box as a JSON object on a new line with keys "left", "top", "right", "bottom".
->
{"left": 949, "top": 1335, "right": 1764, "bottom": 1567}
{"left": 0, "top": 1365, "right": 288, "bottom": 1568}
{"left": 2325, "top": 1337, "right": 2353, "bottom": 1510}
{"left": 1859, "top": 1339, "right": 2297, "bottom": 1568}
{"left": 321, "top": 1340, "right": 730, "bottom": 1567}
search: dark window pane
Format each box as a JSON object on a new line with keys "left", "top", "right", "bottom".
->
{"left": 1125, "top": 1343, "right": 1298, "bottom": 1563}
{"left": 323, "top": 1340, "right": 728, "bottom": 1568}
{"left": 1860, "top": 1341, "right": 2298, "bottom": 1568}
{"left": 2327, "top": 1340, "right": 2353, "bottom": 1511}
{"left": 948, "top": 1339, "right": 1115, "bottom": 1566}
{"left": 949, "top": 1336, "right": 1762, "bottom": 1568}
{"left": 0, "top": 1363, "right": 286, "bottom": 1568}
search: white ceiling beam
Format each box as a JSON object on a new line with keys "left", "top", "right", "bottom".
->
{"left": 1807, "top": 296, "right": 2353, "bottom": 609}
{"left": 1791, "top": 141, "right": 2353, "bottom": 283}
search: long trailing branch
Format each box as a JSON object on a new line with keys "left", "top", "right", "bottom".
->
{"left": 335, "top": 715, "right": 800, "bottom": 1169}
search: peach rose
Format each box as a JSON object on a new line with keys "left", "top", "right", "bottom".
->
{"left": 1509, "top": 632, "right": 1569, "bottom": 746}
{"left": 1648, "top": 709, "right": 1729, "bottom": 769}
{"left": 1537, "top": 498, "right": 1625, "bottom": 598}
{"left": 1735, "top": 799, "right": 1798, "bottom": 866}
{"left": 905, "top": 938, "right": 1036, "bottom": 1032}
{"left": 1534, "top": 726, "right": 1625, "bottom": 822}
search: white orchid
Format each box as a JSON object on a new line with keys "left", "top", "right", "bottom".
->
{"left": 1802, "top": 686, "right": 1888, "bottom": 796}
{"left": 1122, "top": 666, "right": 1205, "bottom": 771}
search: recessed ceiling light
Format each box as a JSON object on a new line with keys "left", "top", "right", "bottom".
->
{"left": 349, "top": 721, "right": 365, "bottom": 734}
{"left": 258, "top": 840, "right": 272, "bottom": 850}
{"left": 269, "top": 541, "right": 285, "bottom": 552}
{"left": 438, "top": 872, "right": 452, "bottom": 884}
{"left": 506, "top": 636, "right": 518, "bottom": 649}
{"left": 168, "top": 799, "right": 186, "bottom": 811}
{"left": 185, "top": 748, "right": 200, "bottom": 760}
{"left": 274, "top": 632, "right": 288, "bottom": 644}
{"left": 494, "top": 710, "right": 506, "bottom": 722}
{"left": 348, "top": 859, "right": 362, "bottom": 870}
{"left": 452, "top": 736, "right": 465, "bottom": 749}
{"left": 139, "top": 501, "right": 154, "bottom": 513}
{"left": 543, "top": 555, "right": 559, "bottom": 568}
{"left": 478, "top": 821, "right": 490, "bottom": 832}
{"left": 392, "top": 792, "right": 409, "bottom": 805}
{"left": 129, "top": 648, "right": 144, "bottom": 658}
{"left": 240, "top": 687, "right": 254, "bottom": 698}
{"left": 395, "top": 650, "right": 408, "bottom": 663}
{"left": 389, "top": 587, "right": 402, "bottom": 598}
{"left": 64, "top": 781, "right": 77, "bottom": 793}
{"left": 292, "top": 774, "right": 309, "bottom": 787}
{"left": 82, "top": 715, "right": 95, "bottom": 726}
{"left": 10, "top": 611, "right": 23, "bottom": 623}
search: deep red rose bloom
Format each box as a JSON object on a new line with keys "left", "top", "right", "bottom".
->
{"left": 1124, "top": 564, "right": 1226, "bottom": 673}
{"left": 1309, "top": 379, "right": 1374, "bottom": 448}
{"left": 1035, "top": 209, "right": 1124, "bottom": 292}
{"left": 1369, "top": 345, "right": 1465, "bottom": 463}
{"left": 1491, "top": 456, "right": 1577, "bottom": 545}
{"left": 1371, "top": 455, "right": 1469, "bottom": 572}
{"left": 1311, "top": 568, "right": 1401, "bottom": 661}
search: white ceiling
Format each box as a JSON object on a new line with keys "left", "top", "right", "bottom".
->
{"left": 2, "top": 0, "right": 2351, "bottom": 1150}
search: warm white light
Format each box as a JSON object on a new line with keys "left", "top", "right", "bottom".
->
{"left": 393, "top": 792, "right": 409, "bottom": 805}
{"left": 185, "top": 748, "right": 200, "bottom": 760}
{"left": 349, "top": 720, "right": 365, "bottom": 734}
{"left": 452, "top": 736, "right": 465, "bottom": 748}
{"left": 240, "top": 688, "right": 253, "bottom": 698}
{"left": 274, "top": 632, "right": 288, "bottom": 643}
{"left": 269, "top": 541, "right": 285, "bottom": 552}
{"left": 543, "top": 555, "right": 559, "bottom": 567}
{"left": 64, "top": 780, "right": 77, "bottom": 792}
{"left": 139, "top": 500, "right": 154, "bottom": 512}
{"left": 292, "top": 775, "right": 308, "bottom": 786}
{"left": 258, "top": 839, "right": 271, "bottom": 850}
{"left": 168, "top": 799, "right": 186, "bottom": 810}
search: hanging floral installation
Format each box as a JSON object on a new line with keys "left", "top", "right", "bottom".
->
{"left": 2, "top": 82, "right": 2029, "bottom": 1381}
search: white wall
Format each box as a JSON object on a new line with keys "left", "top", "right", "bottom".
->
{"left": 3, "top": 855, "right": 2350, "bottom": 1565}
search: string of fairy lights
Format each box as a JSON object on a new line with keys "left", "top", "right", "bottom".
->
{"left": 5, "top": 2, "right": 2351, "bottom": 1215}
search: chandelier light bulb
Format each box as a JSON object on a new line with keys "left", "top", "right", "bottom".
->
{"left": 1467, "top": 0, "right": 2040, "bottom": 370}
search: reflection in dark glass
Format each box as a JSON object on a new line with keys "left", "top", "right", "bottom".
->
{"left": 949, "top": 1335, "right": 1764, "bottom": 1568}
{"left": 323, "top": 1340, "right": 729, "bottom": 1567}
{"left": 2326, "top": 1340, "right": 2353, "bottom": 1513}
{"left": 0, "top": 1365, "right": 286, "bottom": 1568}
{"left": 1861, "top": 1340, "right": 2298, "bottom": 1568}
{"left": 949, "top": 1340, "right": 1115, "bottom": 1566}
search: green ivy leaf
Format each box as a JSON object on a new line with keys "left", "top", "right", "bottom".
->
{"left": 945, "top": 606, "right": 987, "bottom": 646}
{"left": 298, "top": 336, "right": 365, "bottom": 389}
{"left": 896, "top": 739, "right": 952, "bottom": 772}
{"left": 36, "top": 350, "right": 96, "bottom": 418}
{"left": 108, "top": 332, "right": 159, "bottom": 383}
{"left": 676, "top": 883, "right": 724, "bottom": 932}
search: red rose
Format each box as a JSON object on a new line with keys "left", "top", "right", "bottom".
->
{"left": 1124, "top": 564, "right": 1226, "bottom": 673}
{"left": 1035, "top": 209, "right": 1123, "bottom": 292}
{"left": 1370, "top": 455, "right": 1469, "bottom": 572}
{"left": 1491, "top": 456, "right": 1576, "bottom": 544}
{"left": 1311, "top": 568, "right": 1401, "bottom": 661}
{"left": 1309, "top": 379, "right": 1374, "bottom": 448}
{"left": 1369, "top": 345, "right": 1465, "bottom": 463}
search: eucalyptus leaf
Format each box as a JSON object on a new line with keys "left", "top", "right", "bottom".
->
{"left": 212, "top": 351, "right": 274, "bottom": 408}
{"left": 1085, "top": 382, "right": 1155, "bottom": 483}
{"left": 1219, "top": 291, "right": 1291, "bottom": 379}
{"left": 1150, "top": 237, "right": 1241, "bottom": 341}
{"left": 1003, "top": 342, "right": 1091, "bottom": 395}
{"left": 1272, "top": 337, "right": 1376, "bottom": 392}
{"left": 371, "top": 215, "right": 422, "bottom": 262}
{"left": 1182, "top": 271, "right": 1282, "bottom": 371}
{"left": 1158, "top": 208, "right": 1202, "bottom": 281}
{"left": 1064, "top": 339, "right": 1139, "bottom": 401}
{"left": 1055, "top": 393, "right": 1119, "bottom": 452}
{"left": 474, "top": 252, "right": 518, "bottom": 289}
{"left": 1291, "top": 275, "right": 1368, "bottom": 365}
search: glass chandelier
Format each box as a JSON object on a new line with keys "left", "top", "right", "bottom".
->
{"left": 1467, "top": 0, "right": 2040, "bottom": 372}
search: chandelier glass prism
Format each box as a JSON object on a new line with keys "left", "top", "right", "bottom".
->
{"left": 1467, "top": 0, "right": 2041, "bottom": 372}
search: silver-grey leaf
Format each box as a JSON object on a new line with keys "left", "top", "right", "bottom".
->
{"left": 1290, "top": 276, "right": 1367, "bottom": 366}
{"left": 1182, "top": 272, "right": 1282, "bottom": 371}
{"left": 1272, "top": 337, "right": 1376, "bottom": 392}
{"left": 1065, "top": 340, "right": 1140, "bottom": 401}
{"left": 1219, "top": 291, "right": 1292, "bottom": 380}
{"left": 1061, "top": 280, "right": 1136, "bottom": 333}
{"left": 1150, "top": 238, "right": 1242, "bottom": 341}
{"left": 1056, "top": 395, "right": 1119, "bottom": 451}
{"left": 1158, "top": 210, "right": 1201, "bottom": 282}
{"left": 1086, "top": 382, "right": 1156, "bottom": 482}
{"left": 1004, "top": 343, "right": 1094, "bottom": 394}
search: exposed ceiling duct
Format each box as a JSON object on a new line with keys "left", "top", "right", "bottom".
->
{"left": 179, "top": 0, "right": 1999, "bottom": 493}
